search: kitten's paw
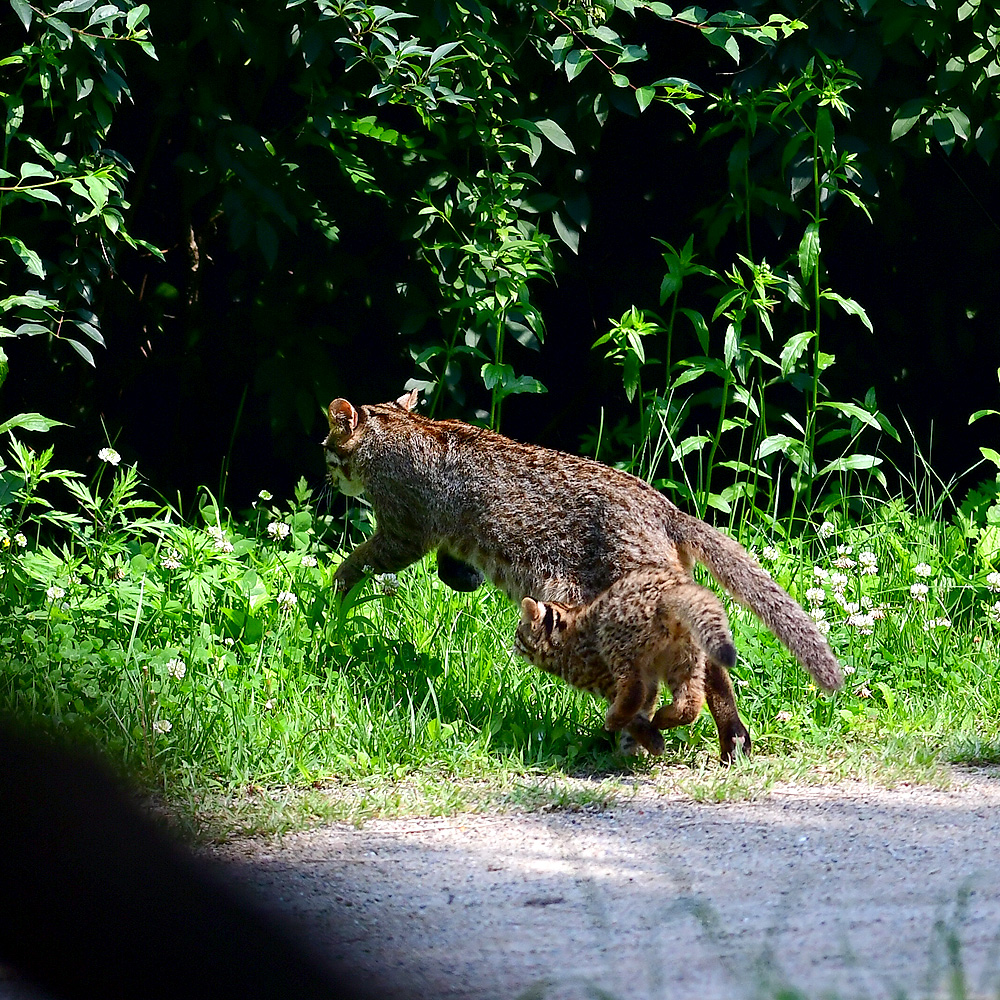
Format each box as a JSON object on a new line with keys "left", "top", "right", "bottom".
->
{"left": 616, "top": 731, "right": 641, "bottom": 757}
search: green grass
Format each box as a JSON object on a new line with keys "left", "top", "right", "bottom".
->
{"left": 2, "top": 437, "right": 1000, "bottom": 838}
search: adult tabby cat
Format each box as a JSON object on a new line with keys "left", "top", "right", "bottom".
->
{"left": 515, "top": 568, "right": 738, "bottom": 757}
{"left": 324, "top": 390, "right": 842, "bottom": 761}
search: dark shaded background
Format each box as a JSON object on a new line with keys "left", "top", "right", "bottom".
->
{"left": 3, "top": 0, "right": 998, "bottom": 511}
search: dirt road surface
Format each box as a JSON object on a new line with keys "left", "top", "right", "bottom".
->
{"left": 208, "top": 770, "right": 1000, "bottom": 1000}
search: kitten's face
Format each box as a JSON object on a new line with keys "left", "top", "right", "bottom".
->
{"left": 515, "top": 597, "right": 573, "bottom": 663}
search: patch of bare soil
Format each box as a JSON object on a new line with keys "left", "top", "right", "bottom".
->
{"left": 209, "top": 769, "right": 1000, "bottom": 1000}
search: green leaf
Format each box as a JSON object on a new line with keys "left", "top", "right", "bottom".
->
{"left": 65, "top": 339, "right": 97, "bottom": 366}
{"left": 816, "top": 106, "right": 834, "bottom": 159}
{"left": 969, "top": 408, "right": 1000, "bottom": 425}
{"left": 10, "top": 0, "right": 32, "bottom": 29}
{"left": 816, "top": 453, "right": 883, "bottom": 475}
{"left": 2, "top": 237, "right": 45, "bottom": 279}
{"left": 798, "top": 222, "right": 820, "bottom": 281}
{"left": 481, "top": 362, "right": 510, "bottom": 391}
{"left": 0, "top": 413, "right": 68, "bottom": 435}
{"left": 816, "top": 401, "right": 881, "bottom": 430}
{"left": 757, "top": 434, "right": 800, "bottom": 459}
{"left": 932, "top": 112, "right": 956, "bottom": 153}
{"left": 981, "top": 447, "right": 1000, "bottom": 469}
{"left": 678, "top": 307, "right": 709, "bottom": 353}
{"left": 977, "top": 120, "right": 999, "bottom": 163}
{"left": 552, "top": 210, "right": 580, "bottom": 254}
{"left": 636, "top": 86, "right": 655, "bottom": 112}
{"left": 822, "top": 291, "right": 873, "bottom": 332}
{"left": 54, "top": 0, "right": 97, "bottom": 12}
{"left": 723, "top": 322, "right": 737, "bottom": 368}
{"left": 532, "top": 118, "right": 576, "bottom": 154}
{"left": 429, "top": 41, "right": 461, "bottom": 66}
{"left": 20, "top": 188, "right": 62, "bottom": 206}
{"left": 891, "top": 99, "right": 924, "bottom": 141}
{"left": 126, "top": 3, "right": 150, "bottom": 31}
{"left": 565, "top": 49, "right": 593, "bottom": 81}
{"left": 779, "top": 331, "right": 814, "bottom": 376}
{"left": 19, "top": 162, "right": 53, "bottom": 181}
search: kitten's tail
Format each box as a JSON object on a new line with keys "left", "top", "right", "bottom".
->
{"left": 666, "top": 584, "right": 738, "bottom": 671}
{"left": 674, "top": 513, "right": 844, "bottom": 691}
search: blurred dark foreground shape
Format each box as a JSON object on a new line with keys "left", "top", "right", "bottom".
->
{"left": 0, "top": 718, "right": 391, "bottom": 1000}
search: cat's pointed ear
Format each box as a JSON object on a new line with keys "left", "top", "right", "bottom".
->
{"left": 396, "top": 388, "right": 419, "bottom": 411}
{"left": 520, "top": 597, "right": 541, "bottom": 621}
{"left": 327, "top": 398, "right": 361, "bottom": 439}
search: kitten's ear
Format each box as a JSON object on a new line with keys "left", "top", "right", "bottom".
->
{"left": 327, "top": 398, "right": 361, "bottom": 439}
{"left": 395, "top": 388, "right": 419, "bottom": 412}
{"left": 520, "top": 597, "right": 541, "bottom": 621}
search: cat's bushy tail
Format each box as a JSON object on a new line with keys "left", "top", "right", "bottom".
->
{"left": 674, "top": 513, "right": 844, "bottom": 692}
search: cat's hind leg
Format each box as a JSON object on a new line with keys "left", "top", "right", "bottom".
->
{"left": 703, "top": 659, "right": 751, "bottom": 764}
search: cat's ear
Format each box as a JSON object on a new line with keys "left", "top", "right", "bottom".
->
{"left": 520, "top": 597, "right": 541, "bottom": 621}
{"left": 395, "top": 388, "right": 419, "bottom": 411}
{"left": 327, "top": 398, "right": 361, "bottom": 439}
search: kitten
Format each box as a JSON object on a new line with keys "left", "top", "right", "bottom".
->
{"left": 515, "top": 567, "right": 738, "bottom": 757}
{"left": 324, "top": 390, "right": 842, "bottom": 760}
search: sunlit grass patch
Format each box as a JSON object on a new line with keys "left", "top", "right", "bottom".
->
{"left": 1, "top": 434, "right": 999, "bottom": 832}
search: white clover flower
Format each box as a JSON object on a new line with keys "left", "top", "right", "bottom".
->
{"left": 858, "top": 552, "right": 878, "bottom": 575}
{"left": 814, "top": 619, "right": 831, "bottom": 636}
{"left": 909, "top": 583, "right": 929, "bottom": 602}
{"left": 276, "top": 590, "right": 298, "bottom": 610}
{"left": 98, "top": 447, "right": 121, "bottom": 466}
{"left": 914, "top": 563, "right": 934, "bottom": 578}
{"left": 818, "top": 521, "right": 836, "bottom": 539}
{"left": 377, "top": 573, "right": 400, "bottom": 595}
{"left": 842, "top": 663, "right": 856, "bottom": 676}
{"left": 921, "top": 617, "right": 952, "bottom": 632}
{"left": 762, "top": 545, "right": 780, "bottom": 561}
{"left": 809, "top": 606, "right": 827, "bottom": 622}
{"left": 152, "top": 718, "right": 172, "bottom": 734}
{"left": 46, "top": 586, "right": 65, "bottom": 602}
{"left": 833, "top": 555, "right": 857, "bottom": 570}
{"left": 806, "top": 587, "right": 826, "bottom": 605}
{"left": 837, "top": 544, "right": 854, "bottom": 556}
{"left": 267, "top": 521, "right": 291, "bottom": 540}
{"left": 870, "top": 605, "right": 887, "bottom": 620}
{"left": 300, "top": 554, "right": 318, "bottom": 568}
{"left": 161, "top": 549, "right": 182, "bottom": 571}
{"left": 987, "top": 571, "right": 1000, "bottom": 592}
{"left": 855, "top": 684, "right": 872, "bottom": 699}
{"left": 839, "top": 599, "right": 861, "bottom": 615}
{"left": 776, "top": 710, "right": 793, "bottom": 723}
{"left": 264, "top": 698, "right": 275, "bottom": 712}
{"left": 14, "top": 533, "right": 26, "bottom": 548}
{"left": 990, "top": 600, "right": 1000, "bottom": 622}
{"left": 206, "top": 525, "right": 235, "bottom": 554}
{"left": 847, "top": 612, "right": 875, "bottom": 635}
{"left": 813, "top": 566, "right": 830, "bottom": 581}
{"left": 258, "top": 489, "right": 273, "bottom": 501}
{"left": 164, "top": 657, "right": 186, "bottom": 680}
{"left": 830, "top": 571, "right": 849, "bottom": 591}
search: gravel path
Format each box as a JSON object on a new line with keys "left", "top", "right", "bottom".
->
{"left": 211, "top": 770, "right": 1000, "bottom": 1000}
